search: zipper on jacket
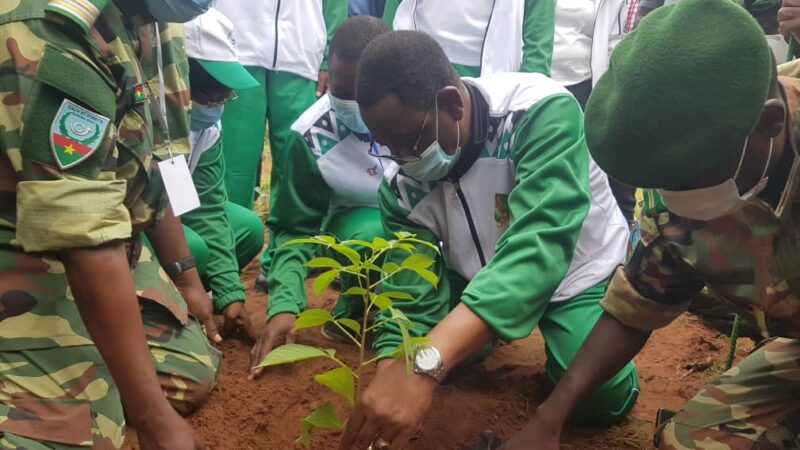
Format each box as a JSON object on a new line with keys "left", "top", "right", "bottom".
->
{"left": 478, "top": 0, "right": 498, "bottom": 76}
{"left": 454, "top": 182, "right": 487, "bottom": 267}
{"left": 272, "top": 0, "right": 282, "bottom": 69}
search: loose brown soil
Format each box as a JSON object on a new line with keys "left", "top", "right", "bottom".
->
{"left": 124, "top": 260, "right": 754, "bottom": 450}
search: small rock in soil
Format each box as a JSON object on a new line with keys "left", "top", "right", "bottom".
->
{"left": 461, "top": 430, "right": 503, "bottom": 450}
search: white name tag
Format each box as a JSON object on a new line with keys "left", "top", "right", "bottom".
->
{"left": 158, "top": 155, "right": 200, "bottom": 216}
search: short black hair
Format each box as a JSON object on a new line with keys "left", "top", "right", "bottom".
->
{"left": 330, "top": 16, "right": 390, "bottom": 62}
{"left": 188, "top": 59, "right": 230, "bottom": 99}
{"left": 356, "top": 30, "right": 459, "bottom": 110}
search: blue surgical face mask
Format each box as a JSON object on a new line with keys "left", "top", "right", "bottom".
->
{"left": 401, "top": 98, "right": 461, "bottom": 181}
{"left": 144, "top": 0, "right": 211, "bottom": 22}
{"left": 191, "top": 102, "right": 224, "bottom": 132}
{"left": 330, "top": 93, "right": 369, "bottom": 134}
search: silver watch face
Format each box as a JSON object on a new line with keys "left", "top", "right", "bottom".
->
{"left": 415, "top": 347, "right": 441, "bottom": 372}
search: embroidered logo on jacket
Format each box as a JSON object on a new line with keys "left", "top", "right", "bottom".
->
{"left": 50, "top": 100, "right": 110, "bottom": 169}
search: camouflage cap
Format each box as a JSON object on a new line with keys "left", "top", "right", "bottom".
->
{"left": 585, "top": 0, "right": 774, "bottom": 189}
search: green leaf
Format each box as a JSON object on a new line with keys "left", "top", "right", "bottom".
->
{"left": 314, "top": 367, "right": 356, "bottom": 405}
{"left": 305, "top": 257, "right": 342, "bottom": 269}
{"left": 382, "top": 291, "right": 414, "bottom": 301}
{"left": 383, "top": 261, "right": 400, "bottom": 275}
{"left": 294, "top": 309, "right": 334, "bottom": 330}
{"left": 372, "top": 294, "right": 393, "bottom": 311}
{"left": 296, "top": 422, "right": 313, "bottom": 447}
{"left": 397, "top": 316, "right": 414, "bottom": 372}
{"left": 362, "top": 261, "right": 383, "bottom": 273}
{"left": 396, "top": 243, "right": 416, "bottom": 253}
{"left": 283, "top": 238, "right": 327, "bottom": 247}
{"left": 258, "top": 344, "right": 336, "bottom": 368}
{"left": 317, "top": 235, "right": 337, "bottom": 245}
{"left": 343, "top": 286, "right": 368, "bottom": 297}
{"left": 394, "top": 231, "right": 414, "bottom": 240}
{"left": 313, "top": 269, "right": 340, "bottom": 295}
{"left": 401, "top": 253, "right": 435, "bottom": 270}
{"left": 341, "top": 239, "right": 373, "bottom": 249}
{"left": 295, "top": 401, "right": 343, "bottom": 446}
{"left": 389, "top": 307, "right": 412, "bottom": 326}
{"left": 399, "top": 237, "right": 441, "bottom": 253}
{"left": 372, "top": 237, "right": 389, "bottom": 251}
{"left": 391, "top": 336, "right": 430, "bottom": 359}
{"left": 337, "top": 318, "right": 362, "bottom": 335}
{"left": 409, "top": 267, "right": 438, "bottom": 286}
{"left": 330, "top": 242, "right": 361, "bottom": 265}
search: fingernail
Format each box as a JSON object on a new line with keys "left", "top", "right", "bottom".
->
{"left": 214, "top": 334, "right": 223, "bottom": 343}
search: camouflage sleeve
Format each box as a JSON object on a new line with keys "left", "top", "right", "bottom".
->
{"left": 1, "top": 18, "right": 130, "bottom": 252}
{"left": 601, "top": 213, "right": 706, "bottom": 331}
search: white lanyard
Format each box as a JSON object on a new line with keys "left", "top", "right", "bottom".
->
{"left": 152, "top": 22, "right": 200, "bottom": 216}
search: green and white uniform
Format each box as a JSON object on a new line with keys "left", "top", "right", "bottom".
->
{"left": 266, "top": 95, "right": 389, "bottom": 319}
{"left": 383, "top": 0, "right": 554, "bottom": 77}
{"left": 182, "top": 124, "right": 264, "bottom": 313}
{"left": 376, "top": 73, "right": 639, "bottom": 422}
{"left": 214, "top": 0, "right": 348, "bottom": 274}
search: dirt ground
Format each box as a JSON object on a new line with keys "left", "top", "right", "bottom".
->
{"left": 122, "top": 256, "right": 755, "bottom": 450}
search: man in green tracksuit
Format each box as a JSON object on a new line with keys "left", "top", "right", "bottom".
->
{"left": 213, "top": 0, "right": 348, "bottom": 281}
{"left": 249, "top": 17, "right": 392, "bottom": 379}
{"left": 340, "top": 31, "right": 639, "bottom": 450}
{"left": 383, "top": 0, "right": 554, "bottom": 77}
{"left": 181, "top": 8, "right": 265, "bottom": 338}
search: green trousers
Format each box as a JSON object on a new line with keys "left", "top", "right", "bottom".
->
{"left": 446, "top": 280, "right": 639, "bottom": 424}
{"left": 540, "top": 282, "right": 640, "bottom": 424}
{"left": 220, "top": 67, "right": 317, "bottom": 273}
{"left": 183, "top": 201, "right": 264, "bottom": 279}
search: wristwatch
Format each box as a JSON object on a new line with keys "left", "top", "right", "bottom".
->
{"left": 163, "top": 255, "right": 197, "bottom": 279}
{"left": 413, "top": 345, "right": 446, "bottom": 383}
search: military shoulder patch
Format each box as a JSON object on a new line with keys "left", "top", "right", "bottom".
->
{"left": 50, "top": 99, "right": 110, "bottom": 169}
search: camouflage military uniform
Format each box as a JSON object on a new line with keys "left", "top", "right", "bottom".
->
{"left": 0, "top": 1, "right": 219, "bottom": 448}
{"left": 602, "top": 77, "right": 800, "bottom": 449}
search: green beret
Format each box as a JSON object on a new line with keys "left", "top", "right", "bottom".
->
{"left": 585, "top": 0, "right": 773, "bottom": 189}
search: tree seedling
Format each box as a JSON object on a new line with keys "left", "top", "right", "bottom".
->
{"left": 256, "top": 232, "right": 439, "bottom": 446}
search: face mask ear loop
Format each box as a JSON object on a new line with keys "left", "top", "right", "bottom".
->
{"left": 434, "top": 95, "right": 439, "bottom": 144}
{"left": 455, "top": 119, "right": 460, "bottom": 152}
{"left": 733, "top": 136, "right": 750, "bottom": 181}
{"left": 760, "top": 138, "right": 774, "bottom": 181}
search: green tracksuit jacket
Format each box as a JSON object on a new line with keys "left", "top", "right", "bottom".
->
{"left": 373, "top": 73, "right": 629, "bottom": 356}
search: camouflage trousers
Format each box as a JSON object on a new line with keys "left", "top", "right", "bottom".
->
{"left": 0, "top": 244, "right": 221, "bottom": 449}
{"left": 660, "top": 338, "right": 800, "bottom": 450}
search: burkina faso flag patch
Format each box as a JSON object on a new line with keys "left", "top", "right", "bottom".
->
{"left": 50, "top": 99, "right": 110, "bottom": 169}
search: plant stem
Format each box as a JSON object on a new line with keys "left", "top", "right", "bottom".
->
{"left": 331, "top": 320, "right": 363, "bottom": 348}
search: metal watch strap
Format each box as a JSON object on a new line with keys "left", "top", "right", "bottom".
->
{"left": 413, "top": 346, "right": 446, "bottom": 383}
{"left": 163, "top": 255, "right": 196, "bottom": 278}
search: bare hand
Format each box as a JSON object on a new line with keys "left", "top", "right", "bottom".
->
{"left": 137, "top": 407, "right": 205, "bottom": 450}
{"left": 317, "top": 71, "right": 329, "bottom": 97}
{"left": 779, "top": 0, "right": 800, "bottom": 40}
{"left": 339, "top": 360, "right": 437, "bottom": 450}
{"left": 249, "top": 313, "right": 296, "bottom": 380}
{"left": 179, "top": 286, "right": 222, "bottom": 344}
{"left": 222, "top": 301, "right": 257, "bottom": 341}
{"left": 498, "top": 411, "right": 561, "bottom": 450}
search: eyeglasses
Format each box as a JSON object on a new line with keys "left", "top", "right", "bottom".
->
{"left": 194, "top": 90, "right": 239, "bottom": 107}
{"left": 367, "top": 109, "right": 431, "bottom": 164}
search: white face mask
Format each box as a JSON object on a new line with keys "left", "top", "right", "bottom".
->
{"left": 659, "top": 137, "right": 773, "bottom": 221}
{"left": 401, "top": 97, "right": 461, "bottom": 181}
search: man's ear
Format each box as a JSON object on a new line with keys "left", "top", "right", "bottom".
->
{"left": 436, "top": 86, "right": 465, "bottom": 121}
{"left": 754, "top": 98, "right": 787, "bottom": 138}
